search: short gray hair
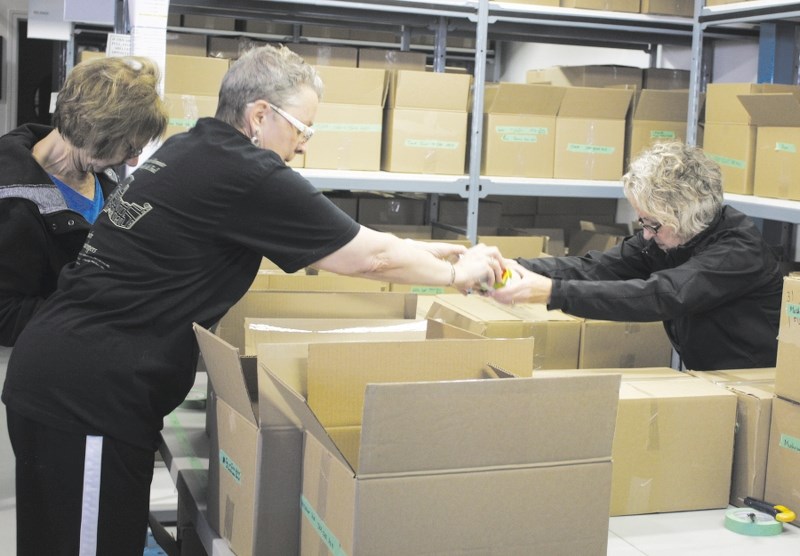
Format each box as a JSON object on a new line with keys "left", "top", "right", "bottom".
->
{"left": 623, "top": 142, "right": 723, "bottom": 243}
{"left": 215, "top": 44, "right": 324, "bottom": 129}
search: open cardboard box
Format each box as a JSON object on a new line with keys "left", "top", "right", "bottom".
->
{"left": 195, "top": 324, "right": 541, "bottom": 556}
{"left": 264, "top": 347, "right": 620, "bottom": 555}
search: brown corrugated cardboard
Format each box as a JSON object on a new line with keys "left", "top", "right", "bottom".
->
{"left": 477, "top": 235, "right": 548, "bottom": 259}
{"left": 705, "top": 83, "right": 800, "bottom": 124}
{"left": 243, "top": 317, "right": 427, "bottom": 355}
{"left": 764, "top": 397, "right": 800, "bottom": 526}
{"left": 640, "top": 0, "right": 693, "bottom": 16}
{"left": 628, "top": 89, "right": 689, "bottom": 162}
{"left": 285, "top": 43, "right": 358, "bottom": 67}
{"left": 196, "top": 326, "right": 539, "bottom": 556}
{"left": 526, "top": 65, "right": 643, "bottom": 88}
{"left": 165, "top": 32, "right": 207, "bottom": 56}
{"left": 163, "top": 93, "right": 218, "bottom": 139}
{"left": 265, "top": 358, "right": 618, "bottom": 555}
{"left": 642, "top": 68, "right": 691, "bottom": 89}
{"left": 164, "top": 54, "right": 229, "bottom": 96}
{"left": 560, "top": 0, "right": 640, "bottom": 11}
{"left": 612, "top": 378, "right": 738, "bottom": 515}
{"left": 357, "top": 48, "right": 427, "bottom": 71}
{"left": 554, "top": 87, "right": 634, "bottom": 180}
{"left": 481, "top": 83, "right": 565, "bottom": 177}
{"left": 739, "top": 93, "right": 800, "bottom": 200}
{"left": 775, "top": 274, "right": 800, "bottom": 403}
{"left": 688, "top": 367, "right": 776, "bottom": 385}
{"left": 304, "top": 66, "right": 387, "bottom": 171}
{"left": 357, "top": 194, "right": 427, "bottom": 226}
{"left": 702, "top": 122, "right": 757, "bottom": 195}
{"left": 382, "top": 70, "right": 471, "bottom": 174}
{"left": 437, "top": 197, "right": 503, "bottom": 228}
{"left": 248, "top": 271, "right": 390, "bottom": 293}
{"left": 426, "top": 294, "right": 582, "bottom": 370}
{"left": 579, "top": 319, "right": 674, "bottom": 369}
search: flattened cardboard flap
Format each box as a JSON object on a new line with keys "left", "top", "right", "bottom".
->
{"left": 738, "top": 93, "right": 800, "bottom": 127}
{"left": 484, "top": 83, "right": 565, "bottom": 116}
{"left": 357, "top": 373, "right": 621, "bottom": 475}
{"left": 315, "top": 66, "right": 387, "bottom": 105}
{"left": 389, "top": 70, "right": 472, "bottom": 110}
{"left": 633, "top": 89, "right": 689, "bottom": 122}
{"left": 558, "top": 87, "right": 633, "bottom": 120}
{"left": 192, "top": 323, "right": 257, "bottom": 426}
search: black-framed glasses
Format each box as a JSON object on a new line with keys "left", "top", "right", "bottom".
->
{"left": 638, "top": 217, "right": 662, "bottom": 235}
{"left": 268, "top": 103, "right": 314, "bottom": 144}
{"left": 126, "top": 143, "right": 144, "bottom": 159}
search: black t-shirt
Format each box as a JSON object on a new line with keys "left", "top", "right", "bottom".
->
{"left": 3, "top": 118, "right": 360, "bottom": 449}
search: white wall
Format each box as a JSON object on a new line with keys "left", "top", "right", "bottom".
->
{"left": 1, "top": 0, "right": 29, "bottom": 136}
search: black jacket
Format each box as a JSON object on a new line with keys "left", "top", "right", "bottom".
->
{"left": 0, "top": 124, "right": 118, "bottom": 346}
{"left": 517, "top": 206, "right": 783, "bottom": 370}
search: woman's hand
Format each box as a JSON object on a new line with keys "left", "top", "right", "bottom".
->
{"left": 451, "top": 243, "right": 505, "bottom": 294}
{"left": 490, "top": 259, "right": 553, "bottom": 305}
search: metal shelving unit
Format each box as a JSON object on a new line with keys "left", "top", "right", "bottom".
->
{"left": 164, "top": 0, "right": 800, "bottom": 238}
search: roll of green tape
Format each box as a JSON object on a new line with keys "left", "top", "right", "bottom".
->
{"left": 724, "top": 508, "right": 784, "bottom": 536}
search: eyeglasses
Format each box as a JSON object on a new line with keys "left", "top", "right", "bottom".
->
{"left": 638, "top": 217, "right": 663, "bottom": 235}
{"left": 268, "top": 103, "right": 314, "bottom": 144}
{"left": 126, "top": 143, "right": 143, "bottom": 159}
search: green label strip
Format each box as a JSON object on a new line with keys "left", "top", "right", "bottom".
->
{"left": 409, "top": 286, "right": 446, "bottom": 294}
{"left": 707, "top": 153, "right": 746, "bottom": 169}
{"left": 567, "top": 143, "right": 615, "bottom": 155}
{"left": 404, "top": 139, "right": 459, "bottom": 149}
{"left": 786, "top": 303, "right": 800, "bottom": 319}
{"left": 501, "top": 134, "right": 539, "bottom": 143}
{"left": 169, "top": 118, "right": 198, "bottom": 127}
{"left": 315, "top": 123, "right": 381, "bottom": 132}
{"left": 219, "top": 450, "right": 242, "bottom": 484}
{"left": 301, "top": 495, "right": 348, "bottom": 556}
{"left": 775, "top": 142, "right": 797, "bottom": 153}
{"left": 495, "top": 126, "right": 548, "bottom": 135}
{"left": 779, "top": 433, "right": 800, "bottom": 453}
{"left": 650, "top": 130, "right": 676, "bottom": 139}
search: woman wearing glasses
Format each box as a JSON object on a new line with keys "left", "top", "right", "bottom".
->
{"left": 3, "top": 44, "right": 504, "bottom": 555}
{"left": 0, "top": 55, "right": 167, "bottom": 347}
{"left": 493, "top": 141, "right": 783, "bottom": 371}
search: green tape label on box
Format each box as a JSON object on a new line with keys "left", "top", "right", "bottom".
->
{"left": 786, "top": 303, "right": 800, "bottom": 321}
{"left": 567, "top": 143, "right": 615, "bottom": 155}
{"left": 650, "top": 130, "right": 676, "bottom": 139}
{"left": 219, "top": 450, "right": 241, "bottom": 484}
{"left": 315, "top": 123, "right": 381, "bottom": 132}
{"left": 707, "top": 153, "right": 746, "bottom": 169}
{"left": 409, "top": 286, "right": 446, "bottom": 294}
{"left": 405, "top": 139, "right": 459, "bottom": 149}
{"left": 301, "top": 495, "right": 348, "bottom": 556}
{"left": 496, "top": 126, "right": 548, "bottom": 135}
{"left": 779, "top": 433, "right": 800, "bottom": 454}
{"left": 169, "top": 118, "right": 198, "bottom": 127}
{"left": 501, "top": 134, "right": 539, "bottom": 143}
{"left": 775, "top": 142, "right": 797, "bottom": 153}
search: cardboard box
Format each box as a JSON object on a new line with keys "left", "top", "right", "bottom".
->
{"left": 207, "top": 37, "right": 267, "bottom": 61}
{"left": 477, "top": 234, "right": 548, "bottom": 259}
{"left": 764, "top": 397, "right": 800, "bottom": 526}
{"left": 357, "top": 194, "right": 427, "bottom": 226}
{"left": 165, "top": 32, "right": 207, "bottom": 56}
{"left": 535, "top": 366, "right": 688, "bottom": 380}
{"left": 437, "top": 197, "right": 503, "bottom": 228}
{"left": 382, "top": 70, "right": 472, "bottom": 175}
{"left": 243, "top": 317, "right": 427, "bottom": 355}
{"left": 702, "top": 122, "right": 757, "bottom": 195}
{"left": 560, "top": 0, "right": 640, "bottom": 11}
{"left": 642, "top": 68, "right": 691, "bottom": 89}
{"left": 775, "top": 274, "right": 800, "bottom": 403}
{"left": 216, "top": 291, "right": 418, "bottom": 352}
{"left": 304, "top": 67, "right": 387, "bottom": 171}
{"left": 628, "top": 89, "right": 689, "bottom": 162}
{"left": 481, "top": 83, "right": 565, "bottom": 177}
{"left": 640, "top": 0, "right": 693, "bottom": 16}
{"left": 182, "top": 14, "right": 236, "bottom": 31}
{"left": 553, "top": 87, "right": 634, "bottom": 180}
{"left": 285, "top": 43, "right": 358, "bottom": 67}
{"left": 197, "top": 328, "right": 540, "bottom": 556}
{"left": 426, "top": 294, "right": 583, "bottom": 370}
{"left": 164, "top": 54, "right": 229, "bottom": 96}
{"left": 611, "top": 378, "right": 738, "bottom": 515}
{"left": 739, "top": 93, "right": 800, "bottom": 200}
{"left": 266, "top": 359, "right": 619, "bottom": 555}
{"left": 579, "top": 319, "right": 674, "bottom": 369}
{"left": 248, "top": 271, "right": 390, "bottom": 293}
{"left": 705, "top": 83, "right": 800, "bottom": 124}
{"left": 357, "top": 48, "right": 427, "bottom": 71}
{"left": 163, "top": 93, "right": 218, "bottom": 139}
{"left": 689, "top": 367, "right": 776, "bottom": 385}
{"left": 526, "top": 65, "right": 642, "bottom": 89}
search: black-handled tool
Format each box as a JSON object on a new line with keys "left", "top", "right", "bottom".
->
{"left": 743, "top": 497, "right": 796, "bottom": 523}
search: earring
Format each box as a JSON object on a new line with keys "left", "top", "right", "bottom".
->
{"left": 251, "top": 135, "right": 259, "bottom": 146}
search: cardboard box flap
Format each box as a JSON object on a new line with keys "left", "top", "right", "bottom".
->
{"left": 557, "top": 87, "right": 634, "bottom": 119}
{"left": 427, "top": 294, "right": 527, "bottom": 323}
{"left": 305, "top": 338, "right": 536, "bottom": 428}
{"left": 389, "top": 70, "right": 472, "bottom": 110}
{"left": 315, "top": 66, "right": 387, "bottom": 105}
{"left": 357, "top": 374, "right": 621, "bottom": 475}
{"left": 483, "top": 83, "right": 565, "bottom": 116}
{"left": 192, "top": 323, "right": 257, "bottom": 426}
{"left": 738, "top": 93, "right": 800, "bottom": 127}
{"left": 633, "top": 89, "right": 689, "bottom": 122}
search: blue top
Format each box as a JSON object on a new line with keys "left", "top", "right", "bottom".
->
{"left": 50, "top": 173, "right": 105, "bottom": 223}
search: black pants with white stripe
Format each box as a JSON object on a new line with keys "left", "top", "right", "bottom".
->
{"left": 7, "top": 409, "right": 155, "bottom": 556}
